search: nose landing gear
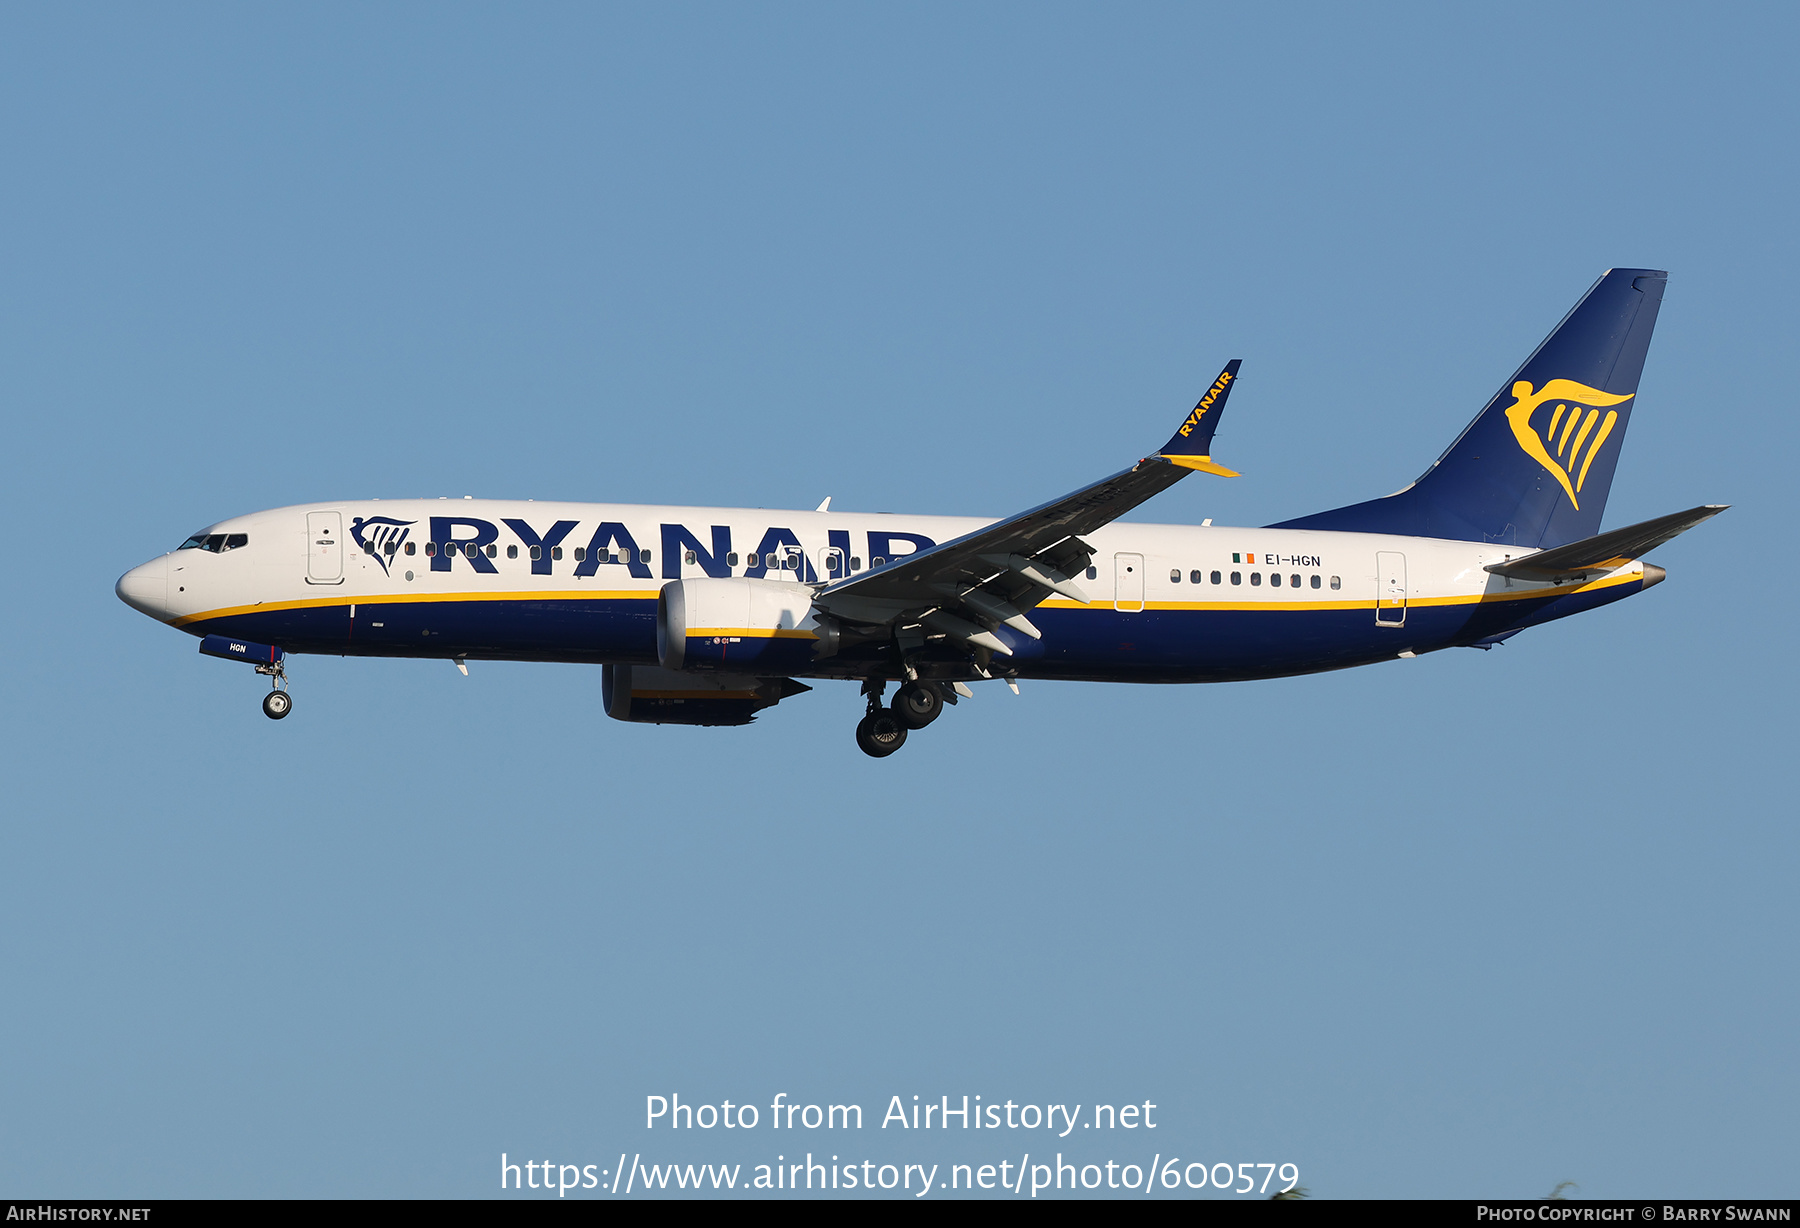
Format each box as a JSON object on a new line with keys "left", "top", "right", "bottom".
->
{"left": 257, "top": 660, "right": 291, "bottom": 720}
{"left": 196, "top": 635, "right": 294, "bottom": 720}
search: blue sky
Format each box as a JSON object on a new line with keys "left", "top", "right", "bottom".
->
{"left": 1, "top": 2, "right": 1794, "bottom": 1199}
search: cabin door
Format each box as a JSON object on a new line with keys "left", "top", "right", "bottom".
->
{"left": 307, "top": 511, "right": 344, "bottom": 584}
{"left": 1376, "top": 551, "right": 1407, "bottom": 626}
{"left": 1114, "top": 553, "right": 1145, "bottom": 613}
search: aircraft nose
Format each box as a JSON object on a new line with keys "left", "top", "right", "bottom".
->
{"left": 116, "top": 555, "right": 170, "bottom": 619}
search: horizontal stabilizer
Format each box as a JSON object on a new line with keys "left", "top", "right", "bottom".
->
{"left": 1484, "top": 504, "right": 1727, "bottom": 582}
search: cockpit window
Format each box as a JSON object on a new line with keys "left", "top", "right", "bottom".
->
{"left": 178, "top": 532, "right": 249, "bottom": 553}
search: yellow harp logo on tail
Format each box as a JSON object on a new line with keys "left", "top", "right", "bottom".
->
{"left": 1503, "top": 379, "right": 1634, "bottom": 510}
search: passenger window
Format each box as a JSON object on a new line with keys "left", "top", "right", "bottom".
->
{"left": 1310, "top": 574, "right": 1321, "bottom": 589}
{"left": 873, "top": 556, "right": 885, "bottom": 567}
{"left": 1086, "top": 566, "right": 1098, "bottom": 580}
{"left": 640, "top": 550, "right": 651, "bottom": 564}
{"left": 685, "top": 550, "right": 697, "bottom": 565}
{"left": 1270, "top": 573, "right": 1281, "bottom": 587}
{"left": 530, "top": 545, "right": 541, "bottom": 561}
{"left": 485, "top": 544, "right": 497, "bottom": 558}
{"left": 383, "top": 541, "right": 396, "bottom": 556}
{"left": 748, "top": 553, "right": 760, "bottom": 567}
{"left": 551, "top": 546, "right": 563, "bottom": 561}
{"left": 226, "top": 533, "right": 248, "bottom": 550}
{"left": 574, "top": 547, "right": 586, "bottom": 562}
{"left": 1189, "top": 569, "right": 1202, "bottom": 584}
{"left": 1291, "top": 574, "right": 1301, "bottom": 588}
{"left": 1170, "top": 569, "right": 1180, "bottom": 583}
{"left": 727, "top": 552, "right": 739, "bottom": 567}
{"left": 466, "top": 543, "right": 480, "bottom": 558}
{"left": 1251, "top": 572, "right": 1262, "bottom": 586}
{"left": 1330, "top": 575, "right": 1341, "bottom": 590}
{"left": 507, "top": 544, "right": 518, "bottom": 559}
{"left": 851, "top": 556, "right": 862, "bottom": 571}
{"left": 425, "top": 542, "right": 437, "bottom": 557}
{"left": 1211, "top": 570, "right": 1221, "bottom": 585}
{"left": 1230, "top": 571, "right": 1241, "bottom": 585}
{"left": 405, "top": 542, "right": 416, "bottom": 556}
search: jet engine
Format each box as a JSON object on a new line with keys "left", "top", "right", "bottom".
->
{"left": 602, "top": 664, "right": 811, "bottom": 726}
{"left": 656, "top": 578, "right": 837, "bottom": 673}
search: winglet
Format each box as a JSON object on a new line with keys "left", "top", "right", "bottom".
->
{"left": 1156, "top": 359, "right": 1242, "bottom": 477}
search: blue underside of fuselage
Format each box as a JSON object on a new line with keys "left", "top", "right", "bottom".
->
{"left": 180, "top": 578, "right": 1644, "bottom": 684}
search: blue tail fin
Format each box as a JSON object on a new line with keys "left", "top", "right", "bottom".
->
{"left": 1271, "top": 268, "right": 1667, "bottom": 548}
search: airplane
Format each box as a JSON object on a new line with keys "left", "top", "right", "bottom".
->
{"left": 116, "top": 267, "right": 1724, "bottom": 757}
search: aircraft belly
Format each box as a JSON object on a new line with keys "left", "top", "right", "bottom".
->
{"left": 188, "top": 595, "right": 662, "bottom": 664}
{"left": 1024, "top": 606, "right": 1453, "bottom": 681}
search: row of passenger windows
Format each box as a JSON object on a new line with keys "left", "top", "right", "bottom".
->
{"left": 1171, "top": 569, "right": 1341, "bottom": 590}
{"left": 372, "top": 540, "right": 1340, "bottom": 590}
{"left": 381, "top": 542, "right": 884, "bottom": 571}
{"left": 179, "top": 533, "right": 249, "bottom": 552}
{"left": 401, "top": 541, "right": 657, "bottom": 563}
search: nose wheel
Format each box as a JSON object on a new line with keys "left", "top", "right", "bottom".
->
{"left": 257, "top": 660, "right": 292, "bottom": 720}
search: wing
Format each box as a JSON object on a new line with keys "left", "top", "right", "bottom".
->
{"left": 814, "top": 362, "right": 1245, "bottom": 658}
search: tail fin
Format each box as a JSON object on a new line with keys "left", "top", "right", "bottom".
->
{"left": 1272, "top": 268, "right": 1667, "bottom": 548}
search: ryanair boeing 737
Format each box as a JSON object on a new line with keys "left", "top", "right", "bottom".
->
{"left": 116, "top": 268, "right": 1723, "bottom": 756}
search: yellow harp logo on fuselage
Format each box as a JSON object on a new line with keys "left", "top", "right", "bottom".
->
{"left": 1503, "top": 379, "right": 1634, "bottom": 510}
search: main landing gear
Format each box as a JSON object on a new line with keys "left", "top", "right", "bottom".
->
{"left": 891, "top": 680, "right": 943, "bottom": 729}
{"left": 854, "top": 679, "right": 951, "bottom": 757}
{"left": 258, "top": 660, "right": 292, "bottom": 720}
{"left": 855, "top": 680, "right": 908, "bottom": 758}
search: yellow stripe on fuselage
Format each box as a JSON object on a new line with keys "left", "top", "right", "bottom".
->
{"left": 686, "top": 627, "right": 819, "bottom": 640}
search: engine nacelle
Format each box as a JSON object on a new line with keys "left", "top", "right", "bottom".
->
{"left": 657, "top": 578, "right": 836, "bottom": 673}
{"left": 602, "top": 664, "right": 809, "bottom": 726}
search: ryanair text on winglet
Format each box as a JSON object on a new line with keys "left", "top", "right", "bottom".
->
{"left": 1177, "top": 369, "right": 1234, "bottom": 437}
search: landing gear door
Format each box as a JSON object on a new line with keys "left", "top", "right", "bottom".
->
{"left": 307, "top": 511, "right": 345, "bottom": 584}
{"left": 1376, "top": 551, "right": 1406, "bottom": 626}
{"left": 1114, "top": 552, "right": 1145, "bottom": 612}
